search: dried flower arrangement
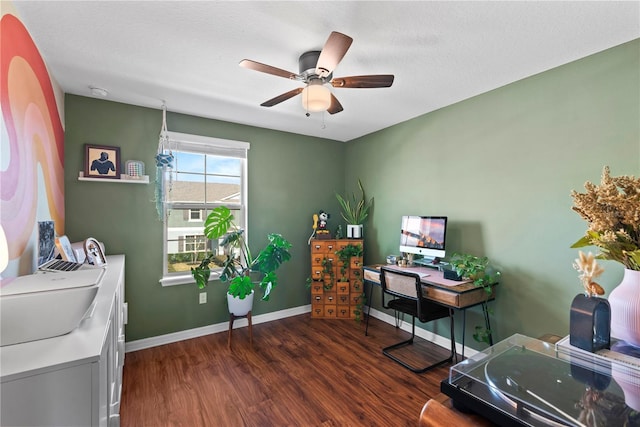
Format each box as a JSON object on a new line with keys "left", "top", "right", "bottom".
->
{"left": 571, "top": 166, "right": 640, "bottom": 271}
{"left": 573, "top": 251, "right": 605, "bottom": 296}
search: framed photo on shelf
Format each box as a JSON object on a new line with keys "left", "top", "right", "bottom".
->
{"left": 84, "top": 144, "right": 121, "bottom": 179}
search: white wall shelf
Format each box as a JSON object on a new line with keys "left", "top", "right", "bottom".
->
{"left": 78, "top": 172, "right": 149, "bottom": 184}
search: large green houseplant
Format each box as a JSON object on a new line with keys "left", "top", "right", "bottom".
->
{"left": 191, "top": 207, "right": 292, "bottom": 303}
{"left": 336, "top": 179, "right": 373, "bottom": 239}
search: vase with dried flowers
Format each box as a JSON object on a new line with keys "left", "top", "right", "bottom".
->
{"left": 571, "top": 166, "right": 640, "bottom": 347}
{"left": 570, "top": 251, "right": 610, "bottom": 352}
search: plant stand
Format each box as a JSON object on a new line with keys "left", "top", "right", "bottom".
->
{"left": 228, "top": 311, "right": 252, "bottom": 348}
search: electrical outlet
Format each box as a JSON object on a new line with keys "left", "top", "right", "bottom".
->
{"left": 199, "top": 292, "right": 207, "bottom": 304}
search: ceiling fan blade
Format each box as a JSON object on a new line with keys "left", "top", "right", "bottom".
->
{"left": 315, "top": 32, "right": 353, "bottom": 78}
{"left": 331, "top": 75, "right": 395, "bottom": 88}
{"left": 260, "top": 87, "right": 304, "bottom": 107}
{"left": 239, "top": 59, "right": 298, "bottom": 80}
{"left": 327, "top": 94, "right": 343, "bottom": 115}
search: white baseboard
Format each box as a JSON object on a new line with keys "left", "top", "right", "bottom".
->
{"left": 126, "top": 304, "right": 478, "bottom": 358}
{"left": 125, "top": 305, "right": 311, "bottom": 352}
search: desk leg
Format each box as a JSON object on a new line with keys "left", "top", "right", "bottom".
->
{"left": 461, "top": 309, "right": 466, "bottom": 360}
{"left": 482, "top": 302, "right": 493, "bottom": 346}
{"left": 364, "top": 280, "right": 374, "bottom": 336}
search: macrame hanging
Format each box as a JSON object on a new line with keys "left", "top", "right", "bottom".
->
{"left": 154, "top": 103, "right": 174, "bottom": 220}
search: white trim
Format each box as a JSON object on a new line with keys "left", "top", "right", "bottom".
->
{"left": 125, "top": 305, "right": 311, "bottom": 352}
{"left": 125, "top": 304, "right": 478, "bottom": 358}
{"left": 166, "top": 131, "right": 249, "bottom": 156}
{"left": 159, "top": 270, "right": 220, "bottom": 287}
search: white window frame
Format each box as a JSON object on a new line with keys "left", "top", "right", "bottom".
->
{"left": 188, "top": 209, "right": 203, "bottom": 222}
{"left": 160, "top": 131, "right": 249, "bottom": 286}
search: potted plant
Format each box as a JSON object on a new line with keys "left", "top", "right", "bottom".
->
{"left": 448, "top": 252, "right": 501, "bottom": 344}
{"left": 335, "top": 243, "right": 363, "bottom": 279}
{"left": 336, "top": 179, "right": 373, "bottom": 239}
{"left": 571, "top": 166, "right": 640, "bottom": 346}
{"left": 190, "top": 206, "right": 292, "bottom": 315}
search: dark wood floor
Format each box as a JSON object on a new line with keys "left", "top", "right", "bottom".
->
{"left": 120, "top": 314, "right": 455, "bottom": 427}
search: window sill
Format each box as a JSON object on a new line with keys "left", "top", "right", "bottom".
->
{"left": 160, "top": 271, "right": 220, "bottom": 287}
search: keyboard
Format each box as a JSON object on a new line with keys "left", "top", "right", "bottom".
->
{"left": 41, "top": 259, "right": 84, "bottom": 272}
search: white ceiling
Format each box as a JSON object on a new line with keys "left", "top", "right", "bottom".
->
{"left": 12, "top": 1, "right": 640, "bottom": 142}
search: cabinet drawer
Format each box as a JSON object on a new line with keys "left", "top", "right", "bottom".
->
{"left": 350, "top": 293, "right": 363, "bottom": 305}
{"left": 311, "top": 282, "right": 324, "bottom": 294}
{"left": 349, "top": 269, "right": 363, "bottom": 281}
{"left": 337, "top": 294, "right": 350, "bottom": 305}
{"left": 336, "top": 239, "right": 362, "bottom": 251}
{"left": 311, "top": 253, "right": 325, "bottom": 265}
{"left": 336, "top": 282, "right": 350, "bottom": 294}
{"left": 350, "top": 279, "right": 363, "bottom": 293}
{"left": 337, "top": 306, "right": 351, "bottom": 318}
{"left": 324, "top": 292, "right": 337, "bottom": 305}
{"left": 350, "top": 257, "right": 364, "bottom": 269}
{"left": 324, "top": 304, "right": 337, "bottom": 318}
{"left": 311, "top": 267, "right": 323, "bottom": 280}
{"left": 312, "top": 293, "right": 325, "bottom": 304}
{"left": 310, "top": 240, "right": 337, "bottom": 254}
{"left": 311, "top": 303, "right": 324, "bottom": 318}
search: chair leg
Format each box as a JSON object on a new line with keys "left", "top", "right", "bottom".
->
{"left": 382, "top": 313, "right": 456, "bottom": 374}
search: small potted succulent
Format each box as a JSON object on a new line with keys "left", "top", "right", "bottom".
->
{"left": 191, "top": 206, "right": 292, "bottom": 315}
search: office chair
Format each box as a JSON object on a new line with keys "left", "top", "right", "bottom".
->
{"left": 380, "top": 267, "right": 456, "bottom": 373}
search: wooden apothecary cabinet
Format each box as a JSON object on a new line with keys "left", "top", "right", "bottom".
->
{"left": 310, "top": 239, "right": 364, "bottom": 320}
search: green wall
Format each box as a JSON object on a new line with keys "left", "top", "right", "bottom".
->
{"left": 64, "top": 96, "right": 345, "bottom": 341}
{"left": 348, "top": 39, "right": 640, "bottom": 349}
{"left": 65, "top": 38, "right": 639, "bottom": 350}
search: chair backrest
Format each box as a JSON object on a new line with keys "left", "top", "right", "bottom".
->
{"left": 380, "top": 267, "right": 422, "bottom": 300}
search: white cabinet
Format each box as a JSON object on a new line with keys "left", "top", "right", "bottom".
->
{"left": 0, "top": 255, "right": 126, "bottom": 426}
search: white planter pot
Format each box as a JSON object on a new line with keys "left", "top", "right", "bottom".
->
{"left": 346, "top": 224, "right": 363, "bottom": 239}
{"left": 609, "top": 268, "right": 640, "bottom": 346}
{"left": 227, "top": 290, "right": 254, "bottom": 316}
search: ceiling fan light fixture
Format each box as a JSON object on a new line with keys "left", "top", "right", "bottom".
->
{"left": 301, "top": 84, "right": 331, "bottom": 112}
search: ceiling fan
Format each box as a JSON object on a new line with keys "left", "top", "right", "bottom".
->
{"left": 239, "top": 31, "right": 394, "bottom": 115}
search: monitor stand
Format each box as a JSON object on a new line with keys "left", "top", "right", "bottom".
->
{"left": 413, "top": 257, "right": 441, "bottom": 269}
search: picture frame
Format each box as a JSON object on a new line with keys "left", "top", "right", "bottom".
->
{"left": 84, "top": 144, "right": 121, "bottom": 179}
{"left": 55, "top": 235, "right": 77, "bottom": 262}
{"left": 84, "top": 237, "right": 107, "bottom": 266}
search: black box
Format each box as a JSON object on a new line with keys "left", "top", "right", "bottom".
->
{"left": 443, "top": 269, "right": 462, "bottom": 281}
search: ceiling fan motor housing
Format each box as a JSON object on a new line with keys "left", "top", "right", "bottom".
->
{"left": 299, "top": 51, "right": 331, "bottom": 82}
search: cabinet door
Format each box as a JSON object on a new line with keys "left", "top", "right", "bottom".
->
{"left": 1, "top": 364, "right": 94, "bottom": 426}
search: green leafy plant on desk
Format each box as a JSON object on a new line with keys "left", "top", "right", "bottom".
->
{"left": 449, "top": 253, "right": 501, "bottom": 344}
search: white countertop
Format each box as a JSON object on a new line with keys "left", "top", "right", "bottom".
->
{"left": 1, "top": 255, "right": 124, "bottom": 382}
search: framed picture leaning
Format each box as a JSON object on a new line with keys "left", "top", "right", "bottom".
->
{"left": 84, "top": 144, "right": 121, "bottom": 179}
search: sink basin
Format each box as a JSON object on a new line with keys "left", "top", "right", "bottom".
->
{"left": 0, "top": 268, "right": 105, "bottom": 346}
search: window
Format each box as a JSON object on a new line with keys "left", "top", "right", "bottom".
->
{"left": 160, "top": 132, "right": 249, "bottom": 286}
{"left": 183, "top": 234, "right": 207, "bottom": 252}
{"left": 188, "top": 209, "right": 202, "bottom": 221}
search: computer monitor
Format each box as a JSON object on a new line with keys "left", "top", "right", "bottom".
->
{"left": 399, "top": 215, "right": 448, "bottom": 264}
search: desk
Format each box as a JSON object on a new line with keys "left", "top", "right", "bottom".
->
{"left": 363, "top": 264, "right": 495, "bottom": 355}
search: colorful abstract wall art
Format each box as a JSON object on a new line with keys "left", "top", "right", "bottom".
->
{"left": 0, "top": 9, "right": 65, "bottom": 282}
